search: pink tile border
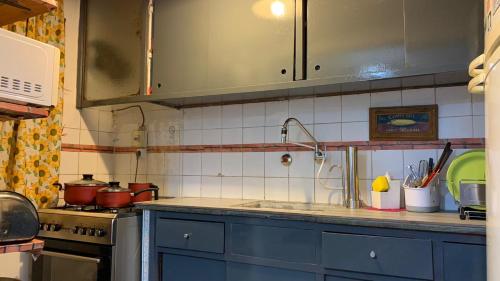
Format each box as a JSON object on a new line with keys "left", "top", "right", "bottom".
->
{"left": 61, "top": 138, "right": 485, "bottom": 153}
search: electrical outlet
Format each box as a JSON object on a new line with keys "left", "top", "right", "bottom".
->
{"left": 132, "top": 127, "right": 147, "bottom": 148}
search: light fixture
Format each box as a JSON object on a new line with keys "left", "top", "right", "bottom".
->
{"left": 270, "top": 0, "right": 285, "bottom": 17}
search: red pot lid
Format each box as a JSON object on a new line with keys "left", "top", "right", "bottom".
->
{"left": 66, "top": 174, "right": 109, "bottom": 187}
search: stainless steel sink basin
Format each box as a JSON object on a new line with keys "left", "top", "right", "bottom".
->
{"left": 236, "top": 200, "right": 342, "bottom": 212}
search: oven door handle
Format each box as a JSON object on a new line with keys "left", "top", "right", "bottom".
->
{"left": 41, "top": 250, "right": 101, "bottom": 264}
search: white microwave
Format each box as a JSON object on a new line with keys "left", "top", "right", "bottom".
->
{"left": 0, "top": 28, "right": 60, "bottom": 107}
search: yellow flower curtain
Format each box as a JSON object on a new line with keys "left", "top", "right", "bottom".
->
{"left": 1, "top": 0, "right": 65, "bottom": 208}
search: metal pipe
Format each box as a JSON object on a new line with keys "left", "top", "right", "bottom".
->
{"left": 281, "top": 117, "right": 325, "bottom": 161}
{"left": 345, "top": 146, "right": 361, "bottom": 209}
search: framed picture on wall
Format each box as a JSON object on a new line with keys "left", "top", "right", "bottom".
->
{"left": 369, "top": 105, "right": 438, "bottom": 141}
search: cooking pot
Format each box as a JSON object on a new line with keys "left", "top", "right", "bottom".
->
{"left": 96, "top": 182, "right": 159, "bottom": 208}
{"left": 54, "top": 174, "right": 109, "bottom": 206}
{"left": 129, "top": 182, "right": 158, "bottom": 203}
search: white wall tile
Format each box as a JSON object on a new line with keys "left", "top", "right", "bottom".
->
{"left": 314, "top": 123, "right": 341, "bottom": 142}
{"left": 243, "top": 152, "right": 265, "bottom": 177}
{"left": 265, "top": 152, "right": 289, "bottom": 177}
{"left": 265, "top": 126, "right": 282, "bottom": 143}
{"left": 370, "top": 90, "right": 402, "bottom": 107}
{"left": 98, "top": 111, "right": 114, "bottom": 132}
{"left": 182, "top": 153, "right": 201, "bottom": 175}
{"left": 164, "top": 176, "right": 181, "bottom": 197}
{"left": 222, "top": 104, "right": 243, "bottom": 128}
{"left": 80, "top": 109, "right": 100, "bottom": 131}
{"left": 62, "top": 128, "right": 80, "bottom": 144}
{"left": 183, "top": 108, "right": 202, "bottom": 130}
{"left": 473, "top": 115, "right": 485, "bottom": 138}
{"left": 79, "top": 130, "right": 98, "bottom": 146}
{"left": 289, "top": 178, "right": 314, "bottom": 203}
{"left": 98, "top": 132, "right": 114, "bottom": 146}
{"left": 314, "top": 96, "right": 341, "bottom": 124}
{"left": 60, "top": 151, "right": 79, "bottom": 175}
{"left": 342, "top": 122, "right": 369, "bottom": 141}
{"left": 202, "top": 153, "right": 222, "bottom": 176}
{"left": 114, "top": 154, "right": 131, "bottom": 175}
{"left": 438, "top": 116, "right": 473, "bottom": 138}
{"left": 265, "top": 101, "right": 288, "bottom": 126}
{"left": 147, "top": 153, "right": 165, "bottom": 175}
{"left": 96, "top": 153, "right": 114, "bottom": 175}
{"left": 265, "top": 177, "right": 288, "bottom": 201}
{"left": 288, "top": 124, "right": 315, "bottom": 143}
{"left": 403, "top": 149, "right": 438, "bottom": 179}
{"left": 182, "top": 176, "right": 201, "bottom": 197}
{"left": 243, "top": 127, "right": 265, "bottom": 144}
{"left": 359, "top": 179, "right": 372, "bottom": 206}
{"left": 221, "top": 177, "right": 243, "bottom": 199}
{"left": 146, "top": 175, "right": 165, "bottom": 190}
{"left": 243, "top": 103, "right": 265, "bottom": 127}
{"left": 63, "top": 100, "right": 81, "bottom": 129}
{"left": 289, "top": 98, "right": 314, "bottom": 124}
{"left": 341, "top": 93, "right": 370, "bottom": 122}
{"left": 222, "top": 128, "right": 242, "bottom": 145}
{"left": 358, "top": 150, "right": 372, "bottom": 180}
{"left": 372, "top": 150, "right": 404, "bottom": 179}
{"left": 165, "top": 153, "right": 181, "bottom": 176}
{"left": 436, "top": 86, "right": 472, "bottom": 117}
{"left": 201, "top": 176, "right": 221, "bottom": 198}
{"left": 243, "top": 177, "right": 265, "bottom": 200}
{"left": 402, "top": 88, "right": 435, "bottom": 106}
{"left": 202, "top": 106, "right": 222, "bottom": 129}
{"left": 222, "top": 153, "right": 243, "bottom": 176}
{"left": 289, "top": 152, "right": 315, "bottom": 178}
{"left": 315, "top": 151, "right": 343, "bottom": 179}
{"left": 182, "top": 130, "right": 202, "bottom": 145}
{"left": 78, "top": 152, "right": 98, "bottom": 175}
{"left": 202, "top": 129, "right": 221, "bottom": 145}
{"left": 472, "top": 94, "right": 485, "bottom": 116}
{"left": 315, "top": 179, "right": 343, "bottom": 204}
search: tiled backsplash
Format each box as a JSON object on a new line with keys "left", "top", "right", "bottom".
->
{"left": 96, "top": 85, "right": 485, "bottom": 211}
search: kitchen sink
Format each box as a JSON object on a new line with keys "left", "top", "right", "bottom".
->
{"left": 236, "top": 200, "right": 342, "bottom": 212}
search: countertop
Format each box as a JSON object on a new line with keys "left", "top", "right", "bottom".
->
{"left": 0, "top": 239, "right": 44, "bottom": 254}
{"left": 136, "top": 198, "right": 486, "bottom": 235}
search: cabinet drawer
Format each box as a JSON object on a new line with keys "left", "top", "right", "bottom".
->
{"left": 156, "top": 219, "right": 224, "bottom": 254}
{"left": 322, "top": 232, "right": 433, "bottom": 280}
{"left": 443, "top": 243, "right": 486, "bottom": 281}
{"left": 230, "top": 223, "right": 317, "bottom": 263}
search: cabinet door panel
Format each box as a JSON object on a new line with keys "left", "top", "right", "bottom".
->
{"left": 443, "top": 243, "right": 486, "bottom": 281}
{"left": 227, "top": 262, "right": 314, "bottom": 281}
{"left": 307, "top": 0, "right": 405, "bottom": 82}
{"left": 162, "top": 254, "right": 225, "bottom": 281}
{"left": 153, "top": 0, "right": 295, "bottom": 96}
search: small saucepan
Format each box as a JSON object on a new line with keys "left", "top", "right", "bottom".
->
{"left": 96, "top": 182, "right": 159, "bottom": 208}
{"left": 129, "top": 182, "right": 158, "bottom": 203}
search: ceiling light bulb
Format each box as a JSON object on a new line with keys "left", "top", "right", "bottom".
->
{"left": 271, "top": 1, "right": 285, "bottom": 17}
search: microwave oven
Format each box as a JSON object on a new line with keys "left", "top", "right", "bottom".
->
{"left": 0, "top": 28, "right": 60, "bottom": 107}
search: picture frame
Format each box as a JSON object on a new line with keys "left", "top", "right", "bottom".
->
{"left": 369, "top": 105, "right": 438, "bottom": 141}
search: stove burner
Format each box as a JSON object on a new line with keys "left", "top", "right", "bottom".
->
{"left": 56, "top": 204, "right": 134, "bottom": 214}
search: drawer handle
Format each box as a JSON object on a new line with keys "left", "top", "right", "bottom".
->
{"left": 183, "top": 233, "right": 191, "bottom": 239}
{"left": 369, "top": 250, "right": 376, "bottom": 259}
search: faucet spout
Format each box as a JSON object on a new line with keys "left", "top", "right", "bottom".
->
{"left": 281, "top": 117, "right": 325, "bottom": 161}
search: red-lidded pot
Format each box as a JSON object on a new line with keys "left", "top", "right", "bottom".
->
{"left": 129, "top": 183, "right": 158, "bottom": 202}
{"left": 54, "top": 174, "right": 109, "bottom": 206}
{"left": 96, "top": 182, "right": 159, "bottom": 208}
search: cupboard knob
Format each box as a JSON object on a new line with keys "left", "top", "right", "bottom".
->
{"left": 315, "top": 65, "right": 321, "bottom": 71}
{"left": 281, "top": 69, "right": 287, "bottom": 75}
{"left": 183, "top": 233, "right": 191, "bottom": 239}
{"left": 369, "top": 250, "right": 376, "bottom": 259}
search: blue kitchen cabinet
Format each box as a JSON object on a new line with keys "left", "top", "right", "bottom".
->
{"left": 148, "top": 211, "right": 486, "bottom": 281}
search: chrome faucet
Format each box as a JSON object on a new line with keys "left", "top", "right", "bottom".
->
{"left": 280, "top": 117, "right": 325, "bottom": 162}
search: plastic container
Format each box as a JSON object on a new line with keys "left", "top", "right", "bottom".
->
{"left": 404, "top": 179, "right": 440, "bottom": 213}
{"left": 371, "top": 180, "right": 401, "bottom": 209}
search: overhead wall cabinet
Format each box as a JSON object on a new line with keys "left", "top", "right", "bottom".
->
{"left": 0, "top": 0, "right": 57, "bottom": 26}
{"left": 77, "top": 0, "right": 483, "bottom": 108}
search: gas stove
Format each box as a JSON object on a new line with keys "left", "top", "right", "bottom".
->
{"left": 37, "top": 206, "right": 141, "bottom": 245}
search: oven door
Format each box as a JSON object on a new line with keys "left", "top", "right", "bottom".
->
{"left": 32, "top": 239, "right": 112, "bottom": 281}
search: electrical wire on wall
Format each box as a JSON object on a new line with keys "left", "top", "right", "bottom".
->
{"left": 112, "top": 105, "right": 146, "bottom": 182}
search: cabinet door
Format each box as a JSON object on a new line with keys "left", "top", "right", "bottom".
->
{"left": 404, "top": 0, "right": 483, "bottom": 75}
{"left": 443, "top": 243, "right": 486, "bottom": 281}
{"left": 153, "top": 0, "right": 295, "bottom": 96}
{"left": 307, "top": 0, "right": 405, "bottom": 82}
{"left": 227, "top": 262, "right": 315, "bottom": 281}
{"left": 162, "top": 254, "right": 225, "bottom": 281}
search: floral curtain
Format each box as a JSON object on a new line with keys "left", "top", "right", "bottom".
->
{"left": 0, "top": 0, "right": 65, "bottom": 208}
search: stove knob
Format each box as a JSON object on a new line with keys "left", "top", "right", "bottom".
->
{"left": 78, "top": 227, "right": 87, "bottom": 235}
{"left": 49, "top": 224, "right": 61, "bottom": 232}
{"left": 71, "top": 226, "right": 79, "bottom": 234}
{"left": 39, "top": 223, "right": 45, "bottom": 230}
{"left": 87, "top": 228, "right": 96, "bottom": 236}
{"left": 43, "top": 224, "right": 51, "bottom": 231}
{"left": 95, "top": 229, "right": 106, "bottom": 237}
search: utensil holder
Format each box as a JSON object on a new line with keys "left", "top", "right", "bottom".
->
{"left": 404, "top": 178, "right": 440, "bottom": 213}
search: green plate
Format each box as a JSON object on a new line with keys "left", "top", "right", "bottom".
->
{"left": 446, "top": 150, "right": 486, "bottom": 204}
